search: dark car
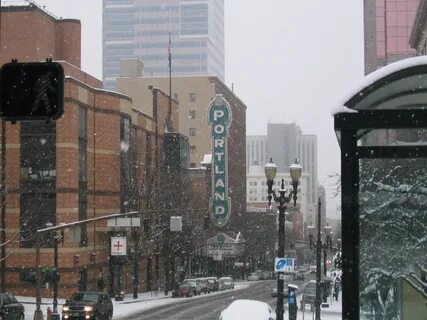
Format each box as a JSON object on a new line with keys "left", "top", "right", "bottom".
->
{"left": 61, "top": 292, "right": 113, "bottom": 320}
{"left": 293, "top": 271, "right": 305, "bottom": 281}
{"left": 172, "top": 283, "right": 194, "bottom": 298}
{"left": 0, "top": 293, "right": 25, "bottom": 320}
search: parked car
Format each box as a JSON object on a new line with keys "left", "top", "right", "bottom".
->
{"left": 62, "top": 291, "right": 113, "bottom": 320}
{"left": 247, "top": 272, "right": 260, "bottom": 281}
{"left": 206, "top": 277, "right": 218, "bottom": 292}
{"left": 219, "top": 277, "right": 234, "bottom": 290}
{"left": 196, "top": 278, "right": 210, "bottom": 294}
{"left": 309, "top": 265, "right": 317, "bottom": 274}
{"left": 172, "top": 283, "right": 194, "bottom": 298}
{"left": 219, "top": 299, "right": 276, "bottom": 320}
{"left": 301, "top": 280, "right": 316, "bottom": 311}
{"left": 0, "top": 293, "right": 25, "bottom": 320}
{"left": 293, "top": 270, "right": 305, "bottom": 281}
{"left": 183, "top": 279, "right": 202, "bottom": 295}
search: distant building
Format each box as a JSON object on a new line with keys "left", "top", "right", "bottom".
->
{"left": 246, "top": 135, "right": 268, "bottom": 168}
{"left": 364, "top": 0, "right": 419, "bottom": 75}
{"left": 102, "top": 0, "right": 225, "bottom": 89}
{"left": 246, "top": 123, "right": 318, "bottom": 223}
{"left": 246, "top": 165, "right": 310, "bottom": 225}
{"left": 409, "top": 0, "right": 427, "bottom": 54}
{"left": 317, "top": 185, "right": 327, "bottom": 228}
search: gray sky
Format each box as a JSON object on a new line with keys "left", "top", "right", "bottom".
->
{"left": 35, "top": 0, "right": 365, "bottom": 218}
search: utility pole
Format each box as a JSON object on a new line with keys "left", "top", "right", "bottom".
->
{"left": 315, "top": 198, "right": 322, "bottom": 320}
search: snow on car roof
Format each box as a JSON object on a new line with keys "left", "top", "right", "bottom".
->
{"left": 221, "top": 299, "right": 271, "bottom": 320}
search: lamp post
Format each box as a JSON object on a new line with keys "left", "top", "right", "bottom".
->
{"left": 264, "top": 158, "right": 302, "bottom": 320}
{"left": 308, "top": 199, "right": 333, "bottom": 320}
{"left": 45, "top": 222, "right": 61, "bottom": 320}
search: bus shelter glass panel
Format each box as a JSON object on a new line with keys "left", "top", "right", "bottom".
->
{"left": 359, "top": 158, "right": 427, "bottom": 320}
{"left": 358, "top": 129, "right": 427, "bottom": 147}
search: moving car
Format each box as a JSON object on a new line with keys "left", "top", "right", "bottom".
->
{"left": 293, "top": 270, "right": 305, "bottom": 281}
{"left": 309, "top": 265, "right": 317, "bottom": 274}
{"left": 62, "top": 291, "right": 113, "bottom": 320}
{"left": 301, "top": 280, "right": 316, "bottom": 311}
{"left": 172, "top": 283, "right": 194, "bottom": 298}
{"left": 247, "top": 272, "right": 260, "bottom": 281}
{"left": 0, "top": 293, "right": 25, "bottom": 320}
{"left": 219, "top": 277, "right": 234, "bottom": 290}
{"left": 219, "top": 299, "right": 276, "bottom": 320}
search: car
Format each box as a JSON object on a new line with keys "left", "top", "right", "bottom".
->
{"left": 61, "top": 291, "right": 113, "bottom": 320}
{"left": 219, "top": 277, "right": 234, "bottom": 290}
{"left": 219, "top": 299, "right": 276, "bottom": 320}
{"left": 247, "top": 272, "right": 260, "bottom": 281}
{"left": 196, "top": 278, "right": 210, "bottom": 294}
{"left": 301, "top": 280, "right": 316, "bottom": 311}
{"left": 293, "top": 271, "right": 305, "bottom": 281}
{"left": 172, "top": 283, "right": 194, "bottom": 298}
{"left": 0, "top": 293, "right": 25, "bottom": 320}
{"left": 205, "top": 277, "right": 218, "bottom": 292}
{"left": 183, "top": 279, "right": 202, "bottom": 295}
{"left": 309, "top": 265, "right": 317, "bottom": 274}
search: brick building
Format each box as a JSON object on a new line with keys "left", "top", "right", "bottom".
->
{"left": 0, "top": 3, "right": 180, "bottom": 298}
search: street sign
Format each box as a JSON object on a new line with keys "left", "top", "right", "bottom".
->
{"left": 279, "top": 274, "right": 286, "bottom": 280}
{"left": 107, "top": 217, "right": 140, "bottom": 228}
{"left": 213, "top": 250, "right": 223, "bottom": 261}
{"left": 274, "top": 258, "right": 295, "bottom": 273}
{"left": 111, "top": 236, "right": 127, "bottom": 256}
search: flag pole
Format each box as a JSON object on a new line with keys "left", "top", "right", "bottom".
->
{"left": 168, "top": 32, "right": 173, "bottom": 132}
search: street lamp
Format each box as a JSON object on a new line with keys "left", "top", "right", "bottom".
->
{"left": 264, "top": 158, "right": 302, "bottom": 320}
{"left": 308, "top": 199, "right": 333, "bottom": 320}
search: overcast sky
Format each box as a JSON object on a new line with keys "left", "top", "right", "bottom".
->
{"left": 35, "top": 0, "right": 365, "bottom": 219}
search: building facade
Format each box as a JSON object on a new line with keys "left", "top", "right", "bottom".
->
{"left": 103, "top": 0, "right": 225, "bottom": 90}
{"left": 0, "top": 4, "right": 184, "bottom": 297}
{"left": 410, "top": 0, "right": 427, "bottom": 54}
{"left": 364, "top": 0, "right": 419, "bottom": 74}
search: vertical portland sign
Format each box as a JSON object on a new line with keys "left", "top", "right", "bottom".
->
{"left": 208, "top": 94, "right": 232, "bottom": 228}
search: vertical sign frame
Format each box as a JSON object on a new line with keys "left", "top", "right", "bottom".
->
{"left": 208, "top": 94, "right": 232, "bottom": 228}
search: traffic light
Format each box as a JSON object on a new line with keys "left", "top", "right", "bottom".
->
{"left": 0, "top": 60, "right": 64, "bottom": 122}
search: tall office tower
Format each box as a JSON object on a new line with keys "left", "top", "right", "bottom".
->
{"left": 364, "top": 0, "right": 419, "bottom": 75}
{"left": 103, "top": 0, "right": 225, "bottom": 90}
{"left": 246, "top": 135, "right": 268, "bottom": 170}
{"left": 297, "top": 134, "right": 318, "bottom": 207}
{"left": 267, "top": 123, "right": 300, "bottom": 173}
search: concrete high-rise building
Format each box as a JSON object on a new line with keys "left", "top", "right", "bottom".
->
{"left": 364, "top": 0, "right": 419, "bottom": 75}
{"left": 317, "top": 185, "right": 327, "bottom": 228}
{"left": 246, "top": 124, "right": 318, "bottom": 224}
{"left": 267, "top": 123, "right": 300, "bottom": 173}
{"left": 103, "top": 0, "right": 225, "bottom": 90}
{"left": 246, "top": 135, "right": 268, "bottom": 169}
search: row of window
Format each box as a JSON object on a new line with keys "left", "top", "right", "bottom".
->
{"left": 248, "top": 180, "right": 301, "bottom": 187}
{"left": 140, "top": 53, "right": 207, "bottom": 61}
{"left": 140, "top": 40, "right": 208, "bottom": 49}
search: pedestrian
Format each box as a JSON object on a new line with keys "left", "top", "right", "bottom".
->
{"left": 97, "top": 268, "right": 105, "bottom": 291}
{"left": 333, "top": 281, "right": 340, "bottom": 301}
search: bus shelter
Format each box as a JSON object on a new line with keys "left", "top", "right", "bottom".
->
{"left": 334, "top": 56, "right": 427, "bottom": 320}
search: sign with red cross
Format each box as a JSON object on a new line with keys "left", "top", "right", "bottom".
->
{"left": 111, "top": 236, "right": 127, "bottom": 256}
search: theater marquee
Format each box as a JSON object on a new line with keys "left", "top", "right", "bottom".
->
{"left": 208, "top": 94, "right": 232, "bottom": 228}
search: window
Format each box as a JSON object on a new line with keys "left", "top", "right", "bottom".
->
{"left": 189, "top": 128, "right": 197, "bottom": 136}
{"left": 173, "top": 93, "right": 179, "bottom": 101}
{"left": 189, "top": 92, "right": 196, "bottom": 102}
{"left": 190, "top": 145, "right": 196, "bottom": 154}
{"left": 189, "top": 110, "right": 196, "bottom": 119}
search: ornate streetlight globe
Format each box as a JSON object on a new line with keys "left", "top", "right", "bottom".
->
{"left": 289, "top": 158, "right": 302, "bottom": 183}
{"left": 264, "top": 157, "right": 277, "bottom": 182}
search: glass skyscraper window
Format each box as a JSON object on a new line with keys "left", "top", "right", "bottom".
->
{"left": 102, "top": 0, "right": 225, "bottom": 90}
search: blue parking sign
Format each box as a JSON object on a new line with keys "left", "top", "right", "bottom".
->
{"left": 274, "top": 258, "right": 295, "bottom": 272}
